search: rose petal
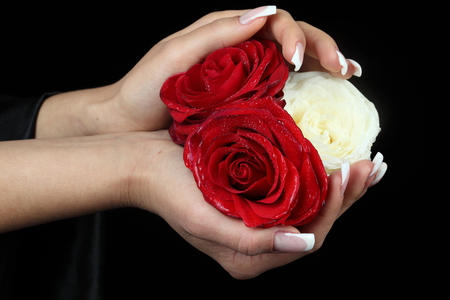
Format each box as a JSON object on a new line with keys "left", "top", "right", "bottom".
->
{"left": 178, "top": 57, "right": 328, "bottom": 228}
{"left": 245, "top": 160, "right": 299, "bottom": 218}
{"left": 161, "top": 39, "right": 289, "bottom": 145}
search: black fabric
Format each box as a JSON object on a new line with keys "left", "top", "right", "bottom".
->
{"left": 0, "top": 94, "right": 48, "bottom": 141}
{"left": 0, "top": 94, "right": 104, "bottom": 300}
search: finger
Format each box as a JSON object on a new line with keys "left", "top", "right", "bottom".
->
{"left": 301, "top": 55, "right": 358, "bottom": 79}
{"left": 298, "top": 21, "right": 340, "bottom": 72}
{"left": 254, "top": 9, "right": 307, "bottom": 71}
{"left": 151, "top": 7, "right": 277, "bottom": 76}
{"left": 120, "top": 7, "right": 277, "bottom": 129}
{"left": 181, "top": 200, "right": 312, "bottom": 256}
{"left": 298, "top": 21, "right": 362, "bottom": 78}
{"left": 178, "top": 206, "right": 314, "bottom": 279}
{"left": 338, "top": 160, "right": 373, "bottom": 217}
{"left": 186, "top": 230, "right": 308, "bottom": 279}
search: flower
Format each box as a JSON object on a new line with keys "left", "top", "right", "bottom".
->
{"left": 283, "top": 71, "right": 380, "bottom": 174}
{"left": 160, "top": 39, "right": 289, "bottom": 145}
{"left": 184, "top": 97, "right": 328, "bottom": 228}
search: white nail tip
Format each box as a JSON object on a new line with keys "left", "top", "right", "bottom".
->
{"left": 239, "top": 5, "right": 277, "bottom": 24}
{"left": 341, "top": 161, "right": 350, "bottom": 187}
{"left": 284, "top": 233, "right": 315, "bottom": 252}
{"left": 262, "top": 5, "right": 277, "bottom": 15}
{"left": 336, "top": 50, "right": 348, "bottom": 75}
{"left": 348, "top": 59, "right": 363, "bottom": 77}
{"left": 371, "top": 162, "right": 387, "bottom": 187}
{"left": 291, "top": 42, "right": 304, "bottom": 72}
{"left": 370, "top": 152, "right": 384, "bottom": 178}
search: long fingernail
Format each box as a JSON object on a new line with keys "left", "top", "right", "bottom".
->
{"left": 336, "top": 50, "right": 348, "bottom": 75}
{"left": 291, "top": 42, "right": 304, "bottom": 71}
{"left": 239, "top": 5, "right": 277, "bottom": 25}
{"left": 274, "top": 232, "right": 315, "bottom": 252}
{"left": 369, "top": 152, "right": 384, "bottom": 178}
{"left": 370, "top": 162, "right": 387, "bottom": 187}
{"left": 340, "top": 161, "right": 350, "bottom": 197}
{"left": 348, "top": 59, "right": 363, "bottom": 77}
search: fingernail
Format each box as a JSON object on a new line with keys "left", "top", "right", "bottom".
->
{"left": 291, "top": 42, "right": 304, "bottom": 71}
{"left": 239, "top": 5, "right": 277, "bottom": 25}
{"left": 370, "top": 162, "right": 387, "bottom": 187}
{"left": 348, "top": 59, "right": 362, "bottom": 77}
{"left": 274, "top": 232, "right": 315, "bottom": 252}
{"left": 369, "top": 152, "right": 384, "bottom": 178}
{"left": 340, "top": 161, "right": 350, "bottom": 197}
{"left": 336, "top": 50, "right": 348, "bottom": 75}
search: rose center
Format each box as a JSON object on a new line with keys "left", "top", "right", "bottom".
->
{"left": 227, "top": 152, "right": 269, "bottom": 200}
{"left": 230, "top": 159, "right": 260, "bottom": 182}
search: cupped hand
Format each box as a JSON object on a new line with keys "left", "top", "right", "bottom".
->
{"left": 131, "top": 131, "right": 379, "bottom": 279}
{"left": 107, "top": 6, "right": 361, "bottom": 134}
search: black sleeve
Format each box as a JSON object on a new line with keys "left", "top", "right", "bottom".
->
{"left": 0, "top": 93, "right": 54, "bottom": 141}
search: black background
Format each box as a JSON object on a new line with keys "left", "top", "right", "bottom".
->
{"left": 0, "top": 1, "right": 441, "bottom": 298}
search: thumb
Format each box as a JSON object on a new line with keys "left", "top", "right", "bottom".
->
{"left": 155, "top": 6, "right": 277, "bottom": 73}
{"left": 184, "top": 203, "right": 315, "bottom": 256}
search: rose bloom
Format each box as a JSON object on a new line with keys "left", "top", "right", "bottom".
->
{"left": 184, "top": 97, "right": 328, "bottom": 228}
{"left": 160, "top": 39, "right": 288, "bottom": 145}
{"left": 283, "top": 72, "right": 380, "bottom": 174}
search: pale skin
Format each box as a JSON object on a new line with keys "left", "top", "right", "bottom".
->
{"left": 0, "top": 8, "right": 381, "bottom": 279}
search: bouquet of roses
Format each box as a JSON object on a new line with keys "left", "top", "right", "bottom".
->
{"left": 160, "top": 39, "right": 379, "bottom": 228}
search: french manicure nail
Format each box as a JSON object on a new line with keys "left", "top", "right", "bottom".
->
{"left": 291, "top": 42, "right": 304, "bottom": 71}
{"left": 239, "top": 5, "right": 277, "bottom": 25}
{"left": 340, "top": 161, "right": 350, "bottom": 197}
{"left": 274, "top": 232, "right": 315, "bottom": 252}
{"left": 369, "top": 152, "right": 384, "bottom": 178}
{"left": 336, "top": 50, "right": 348, "bottom": 75}
{"left": 370, "top": 162, "right": 387, "bottom": 187}
{"left": 348, "top": 59, "right": 362, "bottom": 77}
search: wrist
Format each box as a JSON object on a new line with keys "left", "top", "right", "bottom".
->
{"left": 122, "top": 131, "right": 183, "bottom": 214}
{"left": 81, "top": 82, "right": 132, "bottom": 136}
{"left": 35, "top": 84, "right": 121, "bottom": 138}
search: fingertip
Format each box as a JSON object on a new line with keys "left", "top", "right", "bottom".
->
{"left": 348, "top": 59, "right": 362, "bottom": 77}
{"left": 336, "top": 50, "right": 348, "bottom": 75}
{"left": 290, "top": 42, "right": 304, "bottom": 72}
{"left": 331, "top": 53, "right": 363, "bottom": 79}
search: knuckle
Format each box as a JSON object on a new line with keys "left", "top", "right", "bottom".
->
{"left": 181, "top": 205, "right": 210, "bottom": 238}
{"left": 202, "top": 11, "right": 227, "bottom": 22}
{"left": 203, "top": 9, "right": 242, "bottom": 22}
{"left": 207, "top": 17, "right": 227, "bottom": 35}
{"left": 237, "top": 230, "right": 271, "bottom": 256}
{"left": 153, "top": 39, "right": 179, "bottom": 63}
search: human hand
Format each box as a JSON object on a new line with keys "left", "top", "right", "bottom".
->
{"left": 37, "top": 6, "right": 362, "bottom": 139}
{"left": 113, "top": 6, "right": 361, "bottom": 133}
{"left": 131, "top": 131, "right": 385, "bottom": 279}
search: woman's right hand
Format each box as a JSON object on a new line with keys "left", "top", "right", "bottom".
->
{"left": 131, "top": 131, "right": 383, "bottom": 279}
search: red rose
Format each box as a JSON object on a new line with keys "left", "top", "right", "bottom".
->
{"left": 184, "top": 97, "right": 328, "bottom": 228}
{"left": 160, "top": 39, "right": 289, "bottom": 145}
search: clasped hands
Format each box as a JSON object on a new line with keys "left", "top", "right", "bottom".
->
{"left": 8, "top": 7, "right": 384, "bottom": 279}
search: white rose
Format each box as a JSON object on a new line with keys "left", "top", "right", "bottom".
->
{"left": 283, "top": 71, "right": 380, "bottom": 174}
